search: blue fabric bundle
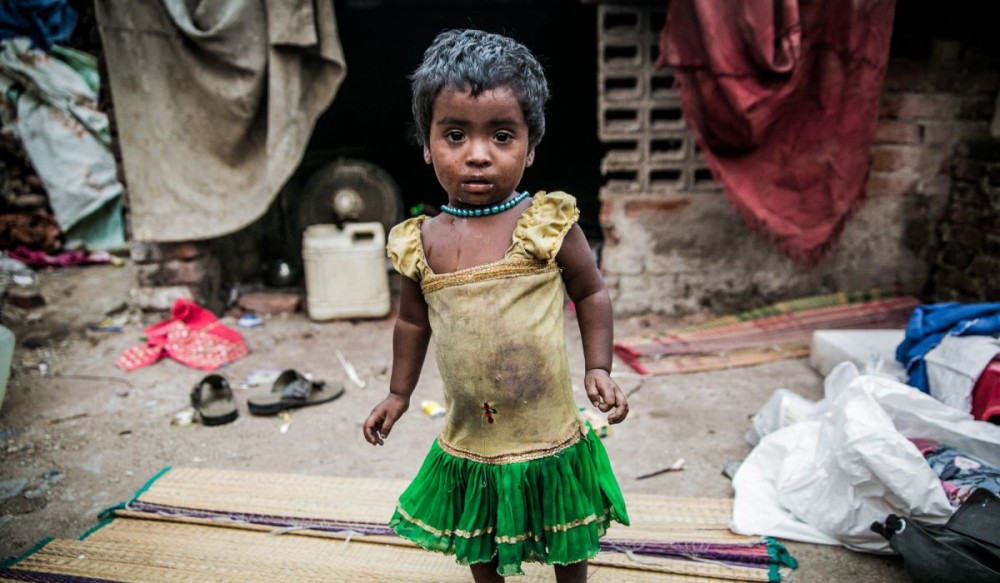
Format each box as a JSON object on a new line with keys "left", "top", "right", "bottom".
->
{"left": 896, "top": 302, "right": 1000, "bottom": 393}
{"left": 0, "top": 0, "right": 77, "bottom": 49}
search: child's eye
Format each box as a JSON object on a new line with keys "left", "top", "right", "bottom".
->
{"left": 444, "top": 130, "right": 465, "bottom": 143}
{"left": 494, "top": 131, "right": 514, "bottom": 144}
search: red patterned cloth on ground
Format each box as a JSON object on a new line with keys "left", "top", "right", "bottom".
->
{"left": 658, "top": 0, "right": 896, "bottom": 267}
{"left": 116, "top": 298, "right": 248, "bottom": 372}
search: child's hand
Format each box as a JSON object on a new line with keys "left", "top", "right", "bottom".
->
{"left": 585, "top": 369, "right": 629, "bottom": 424}
{"left": 363, "top": 394, "right": 410, "bottom": 446}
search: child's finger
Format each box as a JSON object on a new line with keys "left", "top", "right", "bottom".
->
{"left": 585, "top": 376, "right": 603, "bottom": 408}
{"left": 363, "top": 414, "right": 384, "bottom": 446}
{"left": 380, "top": 413, "right": 399, "bottom": 439}
{"left": 606, "top": 387, "right": 629, "bottom": 424}
{"left": 593, "top": 379, "right": 623, "bottom": 419}
{"left": 595, "top": 384, "right": 613, "bottom": 412}
{"left": 363, "top": 424, "right": 380, "bottom": 446}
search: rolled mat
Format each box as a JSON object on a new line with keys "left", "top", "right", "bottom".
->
{"left": 614, "top": 295, "right": 918, "bottom": 375}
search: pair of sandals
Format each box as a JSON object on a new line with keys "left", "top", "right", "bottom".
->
{"left": 189, "top": 370, "right": 346, "bottom": 426}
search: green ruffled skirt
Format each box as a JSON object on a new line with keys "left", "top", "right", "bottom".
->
{"left": 390, "top": 427, "right": 630, "bottom": 576}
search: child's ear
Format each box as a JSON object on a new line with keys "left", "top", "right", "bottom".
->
{"left": 423, "top": 146, "right": 431, "bottom": 165}
{"left": 526, "top": 149, "right": 535, "bottom": 167}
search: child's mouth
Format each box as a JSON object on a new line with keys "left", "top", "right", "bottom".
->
{"left": 462, "top": 181, "right": 493, "bottom": 193}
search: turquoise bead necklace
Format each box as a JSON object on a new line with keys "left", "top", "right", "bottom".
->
{"left": 440, "top": 190, "right": 530, "bottom": 218}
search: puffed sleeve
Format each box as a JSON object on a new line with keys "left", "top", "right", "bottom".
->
{"left": 386, "top": 217, "right": 428, "bottom": 282}
{"left": 510, "top": 191, "right": 581, "bottom": 263}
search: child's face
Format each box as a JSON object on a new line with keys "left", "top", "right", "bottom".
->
{"left": 424, "top": 86, "right": 535, "bottom": 208}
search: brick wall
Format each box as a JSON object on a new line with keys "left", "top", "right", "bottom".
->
{"left": 128, "top": 202, "right": 276, "bottom": 315}
{"left": 872, "top": 40, "right": 997, "bottom": 269}
{"left": 598, "top": 4, "right": 999, "bottom": 316}
{"left": 928, "top": 140, "right": 1000, "bottom": 300}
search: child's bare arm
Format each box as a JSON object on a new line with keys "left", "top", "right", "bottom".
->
{"left": 557, "top": 225, "right": 629, "bottom": 424}
{"left": 363, "top": 276, "right": 432, "bottom": 445}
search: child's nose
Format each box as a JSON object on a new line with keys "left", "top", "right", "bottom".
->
{"left": 466, "top": 140, "right": 491, "bottom": 167}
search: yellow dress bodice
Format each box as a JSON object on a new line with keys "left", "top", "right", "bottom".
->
{"left": 387, "top": 192, "right": 587, "bottom": 463}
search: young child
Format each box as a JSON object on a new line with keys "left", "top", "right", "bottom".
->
{"left": 363, "top": 29, "right": 630, "bottom": 582}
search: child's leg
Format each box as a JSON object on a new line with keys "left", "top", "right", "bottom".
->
{"left": 554, "top": 560, "right": 587, "bottom": 583}
{"left": 470, "top": 559, "right": 504, "bottom": 583}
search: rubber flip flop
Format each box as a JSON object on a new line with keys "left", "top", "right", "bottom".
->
{"left": 190, "top": 374, "right": 238, "bottom": 426}
{"left": 247, "top": 369, "right": 345, "bottom": 416}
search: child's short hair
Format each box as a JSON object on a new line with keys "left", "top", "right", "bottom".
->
{"left": 410, "top": 29, "right": 549, "bottom": 151}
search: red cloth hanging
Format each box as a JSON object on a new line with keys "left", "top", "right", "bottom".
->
{"left": 658, "top": 0, "right": 897, "bottom": 267}
{"left": 117, "top": 298, "right": 249, "bottom": 372}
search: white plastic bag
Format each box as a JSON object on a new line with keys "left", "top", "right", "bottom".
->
{"left": 744, "top": 388, "right": 818, "bottom": 446}
{"left": 732, "top": 370, "right": 1000, "bottom": 553}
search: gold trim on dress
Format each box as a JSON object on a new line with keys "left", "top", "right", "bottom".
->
{"left": 422, "top": 259, "right": 556, "bottom": 295}
{"left": 396, "top": 505, "right": 495, "bottom": 539}
{"left": 396, "top": 504, "right": 612, "bottom": 544}
{"left": 495, "top": 509, "right": 610, "bottom": 544}
{"left": 436, "top": 425, "right": 586, "bottom": 465}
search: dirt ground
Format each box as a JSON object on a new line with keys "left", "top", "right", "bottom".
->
{"left": 0, "top": 260, "right": 910, "bottom": 582}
